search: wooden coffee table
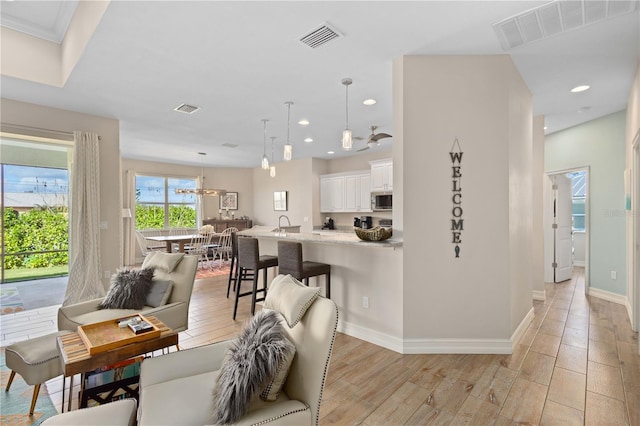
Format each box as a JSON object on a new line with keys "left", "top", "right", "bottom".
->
{"left": 57, "top": 315, "right": 178, "bottom": 412}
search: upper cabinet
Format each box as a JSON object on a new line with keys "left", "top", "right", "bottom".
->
{"left": 320, "top": 171, "right": 372, "bottom": 213}
{"left": 369, "top": 159, "right": 393, "bottom": 192}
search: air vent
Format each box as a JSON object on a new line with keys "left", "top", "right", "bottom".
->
{"left": 222, "top": 143, "right": 238, "bottom": 148}
{"left": 174, "top": 103, "right": 200, "bottom": 114}
{"left": 298, "top": 22, "right": 342, "bottom": 49}
{"left": 493, "top": 0, "right": 638, "bottom": 50}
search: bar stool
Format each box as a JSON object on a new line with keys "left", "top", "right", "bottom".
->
{"left": 233, "top": 237, "right": 278, "bottom": 319}
{"left": 277, "top": 240, "right": 331, "bottom": 298}
{"left": 226, "top": 231, "right": 239, "bottom": 298}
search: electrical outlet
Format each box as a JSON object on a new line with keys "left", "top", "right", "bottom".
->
{"left": 100, "top": 221, "right": 108, "bottom": 230}
{"left": 362, "top": 296, "right": 369, "bottom": 309}
{"left": 104, "top": 270, "right": 110, "bottom": 279}
{"left": 303, "top": 216, "right": 309, "bottom": 222}
{"left": 611, "top": 271, "right": 617, "bottom": 279}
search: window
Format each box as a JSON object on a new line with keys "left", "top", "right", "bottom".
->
{"left": 569, "top": 171, "right": 586, "bottom": 232}
{"left": 135, "top": 175, "right": 198, "bottom": 229}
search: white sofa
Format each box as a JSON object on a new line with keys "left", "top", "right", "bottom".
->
{"left": 58, "top": 252, "right": 197, "bottom": 333}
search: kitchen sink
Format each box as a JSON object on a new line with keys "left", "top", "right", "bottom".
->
{"left": 271, "top": 225, "right": 301, "bottom": 236}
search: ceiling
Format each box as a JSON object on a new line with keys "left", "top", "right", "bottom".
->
{"left": 1, "top": 1, "right": 638, "bottom": 168}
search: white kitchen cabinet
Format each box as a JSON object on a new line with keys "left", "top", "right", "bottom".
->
{"left": 370, "top": 159, "right": 393, "bottom": 192}
{"left": 320, "top": 175, "right": 345, "bottom": 212}
{"left": 320, "top": 171, "right": 371, "bottom": 213}
{"left": 344, "top": 173, "right": 372, "bottom": 212}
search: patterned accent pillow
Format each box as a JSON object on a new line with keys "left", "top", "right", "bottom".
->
{"left": 99, "top": 267, "right": 155, "bottom": 310}
{"left": 260, "top": 318, "right": 296, "bottom": 401}
{"left": 211, "top": 310, "right": 295, "bottom": 424}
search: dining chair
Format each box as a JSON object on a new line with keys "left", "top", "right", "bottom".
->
{"left": 211, "top": 227, "right": 237, "bottom": 268}
{"left": 185, "top": 233, "right": 213, "bottom": 269}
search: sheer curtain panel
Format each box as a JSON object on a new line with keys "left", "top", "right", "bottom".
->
{"left": 64, "top": 131, "right": 104, "bottom": 305}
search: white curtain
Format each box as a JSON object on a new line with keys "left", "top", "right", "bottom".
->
{"left": 123, "top": 170, "right": 136, "bottom": 266}
{"left": 63, "top": 131, "right": 104, "bottom": 305}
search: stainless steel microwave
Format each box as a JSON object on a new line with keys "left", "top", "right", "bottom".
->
{"left": 372, "top": 193, "right": 392, "bottom": 211}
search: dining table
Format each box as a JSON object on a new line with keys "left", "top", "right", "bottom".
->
{"left": 145, "top": 234, "right": 220, "bottom": 253}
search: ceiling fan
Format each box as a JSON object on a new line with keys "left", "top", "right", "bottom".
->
{"left": 357, "top": 126, "right": 392, "bottom": 152}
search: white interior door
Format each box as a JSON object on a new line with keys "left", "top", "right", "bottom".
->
{"left": 554, "top": 174, "right": 573, "bottom": 282}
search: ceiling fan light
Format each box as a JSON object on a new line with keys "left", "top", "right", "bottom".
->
{"left": 284, "top": 143, "right": 293, "bottom": 161}
{"left": 342, "top": 129, "right": 353, "bottom": 151}
{"left": 270, "top": 165, "right": 276, "bottom": 178}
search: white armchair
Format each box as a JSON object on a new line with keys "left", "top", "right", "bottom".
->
{"left": 136, "top": 277, "right": 338, "bottom": 425}
{"left": 58, "top": 252, "right": 197, "bottom": 333}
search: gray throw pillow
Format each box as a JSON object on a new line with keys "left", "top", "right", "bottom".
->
{"left": 211, "top": 310, "right": 296, "bottom": 424}
{"left": 145, "top": 280, "right": 173, "bottom": 308}
{"left": 99, "top": 267, "right": 155, "bottom": 310}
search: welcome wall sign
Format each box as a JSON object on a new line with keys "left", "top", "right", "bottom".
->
{"left": 450, "top": 138, "right": 463, "bottom": 258}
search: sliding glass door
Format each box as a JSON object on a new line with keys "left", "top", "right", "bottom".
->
{"left": 1, "top": 138, "right": 71, "bottom": 283}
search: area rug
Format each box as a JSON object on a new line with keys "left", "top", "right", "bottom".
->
{"left": 195, "top": 261, "right": 231, "bottom": 280}
{"left": 0, "top": 349, "right": 59, "bottom": 425}
{"left": 0, "top": 287, "right": 25, "bottom": 315}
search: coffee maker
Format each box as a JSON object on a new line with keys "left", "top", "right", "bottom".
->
{"left": 360, "top": 216, "right": 373, "bottom": 229}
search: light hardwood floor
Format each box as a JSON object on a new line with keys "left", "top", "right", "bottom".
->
{"left": 1, "top": 267, "right": 638, "bottom": 425}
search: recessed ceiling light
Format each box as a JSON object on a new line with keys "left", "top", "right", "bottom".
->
{"left": 304, "top": 138, "right": 313, "bottom": 143}
{"left": 327, "top": 151, "right": 335, "bottom": 155}
{"left": 298, "top": 119, "right": 310, "bottom": 126}
{"left": 571, "top": 85, "right": 590, "bottom": 93}
{"left": 363, "top": 99, "right": 377, "bottom": 106}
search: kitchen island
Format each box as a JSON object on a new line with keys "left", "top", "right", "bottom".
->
{"left": 238, "top": 226, "right": 404, "bottom": 353}
{"left": 238, "top": 226, "right": 402, "bottom": 248}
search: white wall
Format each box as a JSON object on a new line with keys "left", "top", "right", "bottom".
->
{"left": 397, "top": 55, "right": 533, "bottom": 352}
{"left": 532, "top": 116, "right": 546, "bottom": 300}
{"left": 625, "top": 63, "right": 640, "bottom": 332}
{"left": 1, "top": 98, "right": 121, "bottom": 292}
{"left": 252, "top": 158, "right": 316, "bottom": 232}
{"left": 546, "top": 111, "right": 627, "bottom": 295}
{"left": 573, "top": 232, "right": 586, "bottom": 266}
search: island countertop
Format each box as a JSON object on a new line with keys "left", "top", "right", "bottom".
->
{"left": 238, "top": 226, "right": 402, "bottom": 248}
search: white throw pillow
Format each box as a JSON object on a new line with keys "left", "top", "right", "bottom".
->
{"left": 142, "top": 251, "right": 184, "bottom": 273}
{"left": 264, "top": 274, "right": 320, "bottom": 328}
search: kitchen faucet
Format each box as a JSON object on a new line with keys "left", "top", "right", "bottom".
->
{"left": 276, "top": 215, "right": 291, "bottom": 235}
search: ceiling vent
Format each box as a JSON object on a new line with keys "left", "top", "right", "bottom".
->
{"left": 298, "top": 22, "right": 342, "bottom": 49}
{"left": 174, "top": 103, "right": 200, "bottom": 114}
{"left": 493, "top": 0, "right": 638, "bottom": 50}
{"left": 222, "top": 143, "right": 238, "bottom": 148}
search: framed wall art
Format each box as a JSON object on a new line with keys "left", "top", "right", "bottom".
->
{"left": 219, "top": 192, "right": 238, "bottom": 210}
{"left": 273, "top": 191, "right": 288, "bottom": 211}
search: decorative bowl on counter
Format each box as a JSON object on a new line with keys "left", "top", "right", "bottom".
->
{"left": 354, "top": 226, "right": 392, "bottom": 242}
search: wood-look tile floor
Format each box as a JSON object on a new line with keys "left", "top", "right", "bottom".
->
{"left": 1, "top": 267, "right": 638, "bottom": 424}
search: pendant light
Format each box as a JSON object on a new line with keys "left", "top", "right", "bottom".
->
{"left": 342, "top": 78, "right": 353, "bottom": 151}
{"left": 261, "top": 119, "right": 269, "bottom": 170}
{"left": 269, "top": 136, "right": 277, "bottom": 178}
{"left": 175, "top": 152, "right": 227, "bottom": 196}
{"left": 284, "top": 101, "right": 293, "bottom": 161}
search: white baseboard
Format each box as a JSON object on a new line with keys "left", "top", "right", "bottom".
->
{"left": 338, "top": 320, "right": 514, "bottom": 354}
{"left": 533, "top": 290, "right": 546, "bottom": 301}
{"left": 337, "top": 320, "right": 404, "bottom": 353}
{"left": 588, "top": 287, "right": 628, "bottom": 306}
{"left": 574, "top": 260, "right": 585, "bottom": 267}
{"left": 511, "top": 307, "right": 535, "bottom": 352}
